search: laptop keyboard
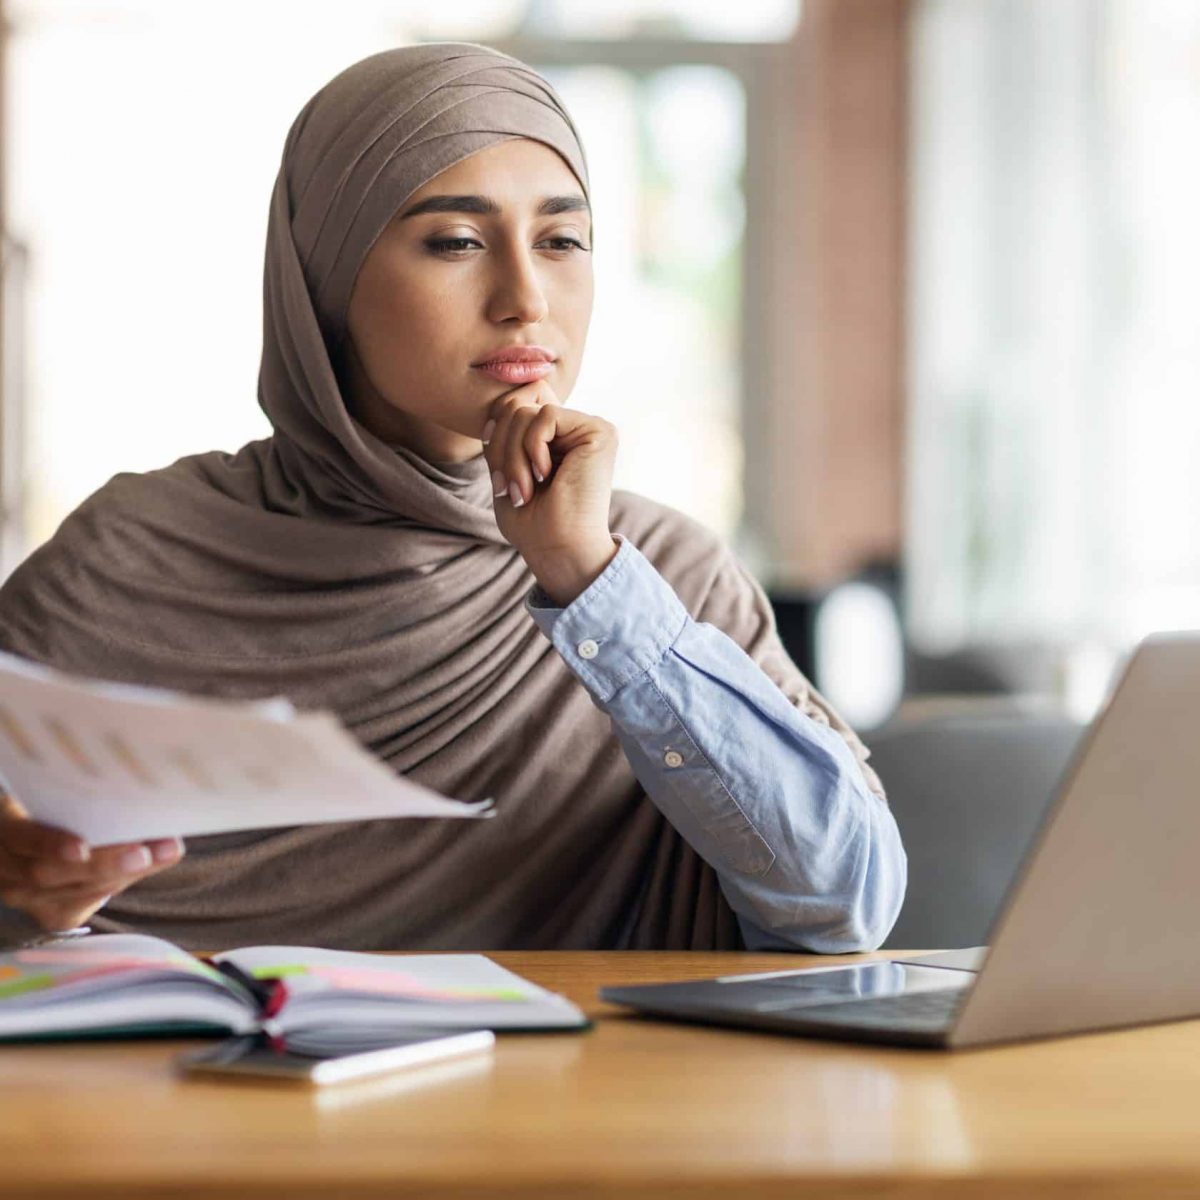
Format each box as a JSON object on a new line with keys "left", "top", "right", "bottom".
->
{"left": 780, "top": 987, "right": 968, "bottom": 1033}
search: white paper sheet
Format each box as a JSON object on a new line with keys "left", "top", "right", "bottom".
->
{"left": 0, "top": 648, "right": 493, "bottom": 844}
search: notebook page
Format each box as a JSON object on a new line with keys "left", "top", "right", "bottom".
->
{"left": 0, "top": 934, "right": 256, "bottom": 1037}
{"left": 216, "top": 946, "right": 589, "bottom": 1033}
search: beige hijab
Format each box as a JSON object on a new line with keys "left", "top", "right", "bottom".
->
{"left": 0, "top": 43, "right": 883, "bottom": 950}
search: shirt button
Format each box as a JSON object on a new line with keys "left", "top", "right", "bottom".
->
{"left": 663, "top": 750, "right": 684, "bottom": 768}
{"left": 577, "top": 638, "right": 599, "bottom": 659}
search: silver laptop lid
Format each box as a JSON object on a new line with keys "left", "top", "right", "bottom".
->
{"left": 950, "top": 632, "right": 1200, "bottom": 1047}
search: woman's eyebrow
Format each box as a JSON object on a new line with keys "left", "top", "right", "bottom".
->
{"left": 399, "top": 194, "right": 589, "bottom": 219}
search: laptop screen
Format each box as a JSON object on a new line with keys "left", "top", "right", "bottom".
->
{"left": 710, "top": 961, "right": 972, "bottom": 1009}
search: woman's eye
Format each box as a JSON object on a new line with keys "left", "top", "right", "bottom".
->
{"left": 425, "top": 236, "right": 589, "bottom": 255}
{"left": 426, "top": 237, "right": 482, "bottom": 254}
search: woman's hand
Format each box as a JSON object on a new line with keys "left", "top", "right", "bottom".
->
{"left": 0, "top": 793, "right": 184, "bottom": 933}
{"left": 481, "top": 380, "right": 620, "bottom": 606}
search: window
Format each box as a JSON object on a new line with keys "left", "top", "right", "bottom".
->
{"left": 907, "top": 0, "right": 1200, "bottom": 709}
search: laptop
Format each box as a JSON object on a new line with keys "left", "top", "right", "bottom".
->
{"left": 600, "top": 632, "right": 1200, "bottom": 1049}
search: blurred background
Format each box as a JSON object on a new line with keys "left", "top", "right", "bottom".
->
{"left": 1, "top": 0, "right": 1197, "bottom": 744}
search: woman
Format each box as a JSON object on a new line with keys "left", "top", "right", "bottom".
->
{"left": 0, "top": 43, "right": 905, "bottom": 952}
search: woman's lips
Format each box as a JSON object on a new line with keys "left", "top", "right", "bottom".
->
{"left": 472, "top": 360, "right": 555, "bottom": 384}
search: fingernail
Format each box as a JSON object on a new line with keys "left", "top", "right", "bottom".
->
{"left": 508, "top": 481, "right": 525, "bottom": 508}
{"left": 492, "top": 470, "right": 507, "bottom": 498}
{"left": 60, "top": 841, "right": 90, "bottom": 864}
{"left": 532, "top": 464, "right": 544, "bottom": 483}
{"left": 481, "top": 419, "right": 496, "bottom": 444}
{"left": 151, "top": 838, "right": 183, "bottom": 864}
{"left": 120, "top": 846, "right": 152, "bottom": 872}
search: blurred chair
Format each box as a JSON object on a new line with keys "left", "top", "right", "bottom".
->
{"left": 868, "top": 709, "right": 1085, "bottom": 950}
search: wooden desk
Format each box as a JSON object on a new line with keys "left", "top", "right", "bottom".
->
{"left": 2, "top": 950, "right": 1197, "bottom": 1199}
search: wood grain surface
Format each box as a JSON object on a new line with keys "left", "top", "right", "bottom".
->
{"left": 2, "top": 949, "right": 1198, "bottom": 1199}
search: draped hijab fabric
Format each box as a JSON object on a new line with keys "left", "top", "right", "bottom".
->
{"left": 0, "top": 43, "right": 883, "bottom": 951}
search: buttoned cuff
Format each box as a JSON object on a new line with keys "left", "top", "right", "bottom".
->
{"left": 524, "top": 533, "right": 690, "bottom": 705}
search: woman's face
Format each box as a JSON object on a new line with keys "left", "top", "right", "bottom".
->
{"left": 338, "top": 137, "right": 594, "bottom": 464}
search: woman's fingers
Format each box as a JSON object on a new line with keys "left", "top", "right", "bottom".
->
{"left": 0, "top": 777, "right": 183, "bottom": 937}
{"left": 0, "top": 795, "right": 90, "bottom": 864}
{"left": 0, "top": 831, "right": 184, "bottom": 932}
{"left": 499, "top": 406, "right": 551, "bottom": 507}
{"left": 0, "top": 839, "right": 182, "bottom": 930}
{"left": 0, "top": 836, "right": 181, "bottom": 890}
{"left": 27, "top": 838, "right": 183, "bottom": 889}
{"left": 523, "top": 406, "right": 559, "bottom": 485}
{"left": 486, "top": 387, "right": 553, "bottom": 507}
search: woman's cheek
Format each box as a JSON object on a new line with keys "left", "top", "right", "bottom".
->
{"left": 393, "top": 297, "right": 457, "bottom": 355}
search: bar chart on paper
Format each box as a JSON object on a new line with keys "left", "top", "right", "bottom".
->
{"left": 0, "top": 649, "right": 493, "bottom": 845}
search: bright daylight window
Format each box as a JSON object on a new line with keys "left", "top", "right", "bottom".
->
{"left": 906, "top": 0, "right": 1200, "bottom": 710}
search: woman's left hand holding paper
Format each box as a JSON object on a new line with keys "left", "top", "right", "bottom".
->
{"left": 0, "top": 792, "right": 184, "bottom": 933}
{"left": 482, "top": 382, "right": 620, "bottom": 606}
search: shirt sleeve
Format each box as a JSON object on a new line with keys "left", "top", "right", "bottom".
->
{"left": 525, "top": 533, "right": 907, "bottom": 953}
{"left": 0, "top": 901, "right": 56, "bottom": 950}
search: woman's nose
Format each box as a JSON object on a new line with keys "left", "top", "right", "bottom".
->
{"left": 487, "top": 246, "right": 550, "bottom": 325}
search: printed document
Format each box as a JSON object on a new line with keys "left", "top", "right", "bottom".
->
{"left": 0, "top": 649, "right": 493, "bottom": 844}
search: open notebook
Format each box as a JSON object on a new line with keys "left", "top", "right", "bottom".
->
{"left": 0, "top": 934, "right": 589, "bottom": 1041}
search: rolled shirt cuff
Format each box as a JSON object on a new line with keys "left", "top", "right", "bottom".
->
{"left": 524, "top": 533, "right": 690, "bottom": 705}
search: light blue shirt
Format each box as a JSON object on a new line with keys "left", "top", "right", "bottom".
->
{"left": 525, "top": 533, "right": 907, "bottom": 953}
